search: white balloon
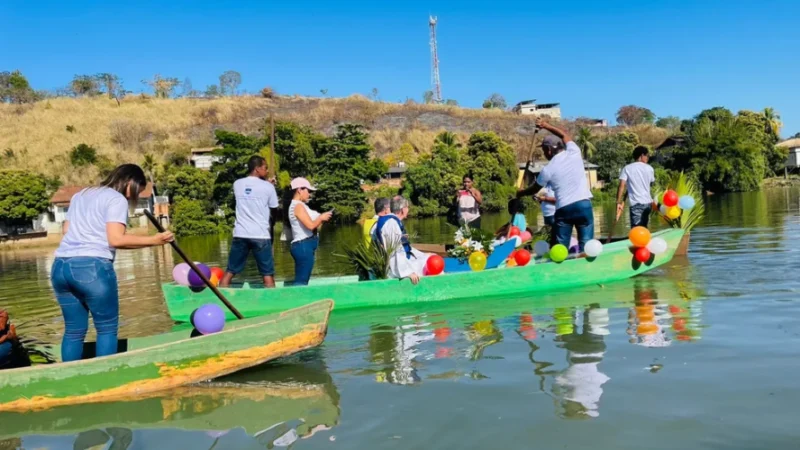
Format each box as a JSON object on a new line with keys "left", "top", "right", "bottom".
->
{"left": 511, "top": 236, "right": 523, "bottom": 248}
{"left": 646, "top": 237, "right": 668, "bottom": 255}
{"left": 533, "top": 240, "right": 550, "bottom": 256}
{"left": 584, "top": 239, "right": 604, "bottom": 257}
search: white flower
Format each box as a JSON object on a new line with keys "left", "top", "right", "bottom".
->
{"left": 454, "top": 230, "right": 464, "bottom": 243}
{"left": 472, "top": 241, "right": 484, "bottom": 252}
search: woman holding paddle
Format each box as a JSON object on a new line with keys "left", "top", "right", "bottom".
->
{"left": 51, "top": 164, "right": 173, "bottom": 362}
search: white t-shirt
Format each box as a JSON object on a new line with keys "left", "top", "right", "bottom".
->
{"left": 536, "top": 142, "right": 593, "bottom": 210}
{"left": 288, "top": 200, "right": 320, "bottom": 243}
{"left": 541, "top": 186, "right": 556, "bottom": 217}
{"left": 619, "top": 162, "right": 655, "bottom": 205}
{"left": 457, "top": 190, "right": 480, "bottom": 223}
{"left": 232, "top": 176, "right": 279, "bottom": 239}
{"left": 55, "top": 187, "right": 130, "bottom": 260}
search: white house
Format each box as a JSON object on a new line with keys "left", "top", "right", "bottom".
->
{"left": 41, "top": 183, "right": 155, "bottom": 233}
{"left": 778, "top": 138, "right": 800, "bottom": 173}
{"left": 512, "top": 100, "right": 562, "bottom": 119}
{"left": 190, "top": 147, "right": 222, "bottom": 170}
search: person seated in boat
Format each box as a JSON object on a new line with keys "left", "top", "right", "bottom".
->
{"left": 616, "top": 146, "right": 656, "bottom": 229}
{"left": 495, "top": 198, "right": 534, "bottom": 238}
{"left": 517, "top": 118, "right": 594, "bottom": 252}
{"left": 0, "top": 309, "right": 15, "bottom": 368}
{"left": 373, "top": 195, "right": 431, "bottom": 285}
{"left": 363, "top": 197, "right": 390, "bottom": 244}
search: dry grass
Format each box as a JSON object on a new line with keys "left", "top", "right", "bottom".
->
{"left": 0, "top": 94, "right": 667, "bottom": 185}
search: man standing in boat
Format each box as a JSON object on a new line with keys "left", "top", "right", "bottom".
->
{"left": 517, "top": 118, "right": 595, "bottom": 252}
{"left": 220, "top": 155, "right": 280, "bottom": 288}
{"left": 615, "top": 146, "right": 656, "bottom": 229}
{"left": 373, "top": 196, "right": 430, "bottom": 285}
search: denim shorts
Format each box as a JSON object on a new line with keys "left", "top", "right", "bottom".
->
{"left": 226, "top": 238, "right": 275, "bottom": 276}
{"left": 629, "top": 203, "right": 652, "bottom": 228}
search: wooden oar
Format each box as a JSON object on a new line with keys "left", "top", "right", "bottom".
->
{"left": 144, "top": 210, "right": 244, "bottom": 320}
{"left": 517, "top": 127, "right": 539, "bottom": 189}
{"left": 606, "top": 208, "right": 622, "bottom": 244}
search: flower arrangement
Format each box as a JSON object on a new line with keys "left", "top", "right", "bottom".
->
{"left": 447, "top": 226, "right": 497, "bottom": 261}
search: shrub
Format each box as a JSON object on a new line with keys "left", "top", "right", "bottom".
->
{"left": 69, "top": 144, "right": 98, "bottom": 167}
{"left": 170, "top": 199, "right": 221, "bottom": 236}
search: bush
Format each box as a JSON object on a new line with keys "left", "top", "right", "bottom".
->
{"left": 171, "top": 199, "right": 221, "bottom": 236}
{"left": 0, "top": 170, "right": 51, "bottom": 224}
{"left": 69, "top": 144, "right": 98, "bottom": 167}
{"left": 166, "top": 165, "right": 215, "bottom": 204}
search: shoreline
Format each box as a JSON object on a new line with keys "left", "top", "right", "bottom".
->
{"left": 0, "top": 227, "right": 153, "bottom": 252}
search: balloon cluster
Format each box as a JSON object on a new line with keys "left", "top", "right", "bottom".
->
{"left": 658, "top": 190, "right": 696, "bottom": 220}
{"left": 173, "top": 263, "right": 224, "bottom": 289}
{"left": 506, "top": 249, "right": 531, "bottom": 267}
{"left": 629, "top": 227, "right": 670, "bottom": 263}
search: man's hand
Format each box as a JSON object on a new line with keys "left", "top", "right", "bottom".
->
{"left": 408, "top": 273, "right": 420, "bottom": 285}
{"left": 616, "top": 203, "right": 624, "bottom": 221}
{"left": 151, "top": 231, "right": 174, "bottom": 246}
{"left": 535, "top": 117, "right": 548, "bottom": 129}
{"left": 267, "top": 177, "right": 277, "bottom": 184}
{"left": 8, "top": 324, "right": 16, "bottom": 340}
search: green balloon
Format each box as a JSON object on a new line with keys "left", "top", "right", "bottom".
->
{"left": 550, "top": 244, "right": 568, "bottom": 263}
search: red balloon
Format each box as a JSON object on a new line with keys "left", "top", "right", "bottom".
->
{"left": 514, "top": 249, "right": 531, "bottom": 266}
{"left": 508, "top": 226, "right": 521, "bottom": 237}
{"left": 634, "top": 247, "right": 651, "bottom": 263}
{"left": 210, "top": 267, "right": 225, "bottom": 280}
{"left": 425, "top": 255, "right": 445, "bottom": 276}
{"left": 662, "top": 190, "right": 679, "bottom": 207}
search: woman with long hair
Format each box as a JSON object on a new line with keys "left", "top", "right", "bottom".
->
{"left": 286, "top": 177, "right": 332, "bottom": 285}
{"left": 51, "top": 164, "right": 173, "bottom": 362}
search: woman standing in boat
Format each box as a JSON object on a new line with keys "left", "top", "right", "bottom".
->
{"left": 51, "top": 164, "right": 173, "bottom": 362}
{"left": 287, "top": 177, "right": 332, "bottom": 285}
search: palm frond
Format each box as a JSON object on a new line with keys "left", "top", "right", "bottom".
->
{"left": 656, "top": 171, "right": 705, "bottom": 231}
{"left": 336, "top": 239, "right": 400, "bottom": 280}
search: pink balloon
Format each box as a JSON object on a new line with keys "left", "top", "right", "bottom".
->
{"left": 172, "top": 263, "right": 191, "bottom": 286}
{"left": 520, "top": 231, "right": 532, "bottom": 242}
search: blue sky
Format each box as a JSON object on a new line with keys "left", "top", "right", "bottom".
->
{"left": 2, "top": 0, "right": 798, "bottom": 135}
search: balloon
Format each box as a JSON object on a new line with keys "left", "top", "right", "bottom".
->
{"left": 662, "top": 190, "right": 678, "bottom": 207}
{"left": 508, "top": 226, "right": 521, "bottom": 237}
{"left": 187, "top": 263, "right": 212, "bottom": 287}
{"left": 584, "top": 239, "right": 603, "bottom": 257}
{"left": 569, "top": 236, "right": 579, "bottom": 254}
{"left": 514, "top": 249, "right": 531, "bottom": 266}
{"left": 678, "top": 195, "right": 695, "bottom": 210}
{"left": 520, "top": 231, "right": 532, "bottom": 242}
{"left": 646, "top": 237, "right": 668, "bottom": 255}
{"left": 210, "top": 267, "right": 225, "bottom": 281}
{"left": 550, "top": 244, "right": 568, "bottom": 263}
{"left": 634, "top": 246, "right": 651, "bottom": 263}
{"left": 533, "top": 240, "right": 550, "bottom": 257}
{"left": 468, "top": 252, "right": 487, "bottom": 271}
{"left": 192, "top": 304, "right": 226, "bottom": 335}
{"left": 510, "top": 236, "right": 523, "bottom": 248}
{"left": 659, "top": 204, "right": 668, "bottom": 215}
{"left": 209, "top": 274, "right": 219, "bottom": 287}
{"left": 629, "top": 226, "right": 651, "bottom": 248}
{"left": 506, "top": 257, "right": 518, "bottom": 267}
{"left": 425, "top": 255, "right": 445, "bottom": 276}
{"left": 666, "top": 206, "right": 681, "bottom": 220}
{"left": 172, "top": 263, "right": 191, "bottom": 286}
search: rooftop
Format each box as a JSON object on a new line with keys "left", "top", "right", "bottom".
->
{"left": 778, "top": 138, "right": 800, "bottom": 148}
{"left": 51, "top": 182, "right": 154, "bottom": 205}
{"left": 387, "top": 166, "right": 408, "bottom": 174}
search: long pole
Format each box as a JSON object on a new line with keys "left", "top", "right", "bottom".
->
{"left": 144, "top": 210, "right": 244, "bottom": 320}
{"left": 269, "top": 113, "right": 276, "bottom": 180}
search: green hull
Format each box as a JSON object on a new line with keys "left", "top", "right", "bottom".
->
{"left": 0, "top": 363, "right": 340, "bottom": 444}
{"left": 0, "top": 300, "right": 333, "bottom": 411}
{"left": 163, "top": 229, "right": 685, "bottom": 322}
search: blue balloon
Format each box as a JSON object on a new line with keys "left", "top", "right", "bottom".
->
{"left": 678, "top": 195, "right": 695, "bottom": 210}
{"left": 192, "top": 304, "right": 226, "bottom": 335}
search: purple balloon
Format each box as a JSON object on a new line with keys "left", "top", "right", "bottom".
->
{"left": 569, "top": 236, "right": 580, "bottom": 254}
{"left": 187, "top": 263, "right": 211, "bottom": 287}
{"left": 193, "top": 304, "right": 226, "bottom": 335}
{"left": 172, "top": 263, "right": 191, "bottom": 286}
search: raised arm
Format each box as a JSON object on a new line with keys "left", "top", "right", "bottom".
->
{"left": 517, "top": 181, "right": 544, "bottom": 198}
{"left": 293, "top": 203, "right": 332, "bottom": 231}
{"left": 535, "top": 118, "right": 572, "bottom": 144}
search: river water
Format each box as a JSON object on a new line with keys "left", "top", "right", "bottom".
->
{"left": 1, "top": 189, "right": 800, "bottom": 449}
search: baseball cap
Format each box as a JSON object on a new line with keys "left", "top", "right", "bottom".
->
{"left": 290, "top": 177, "right": 317, "bottom": 191}
{"left": 541, "top": 135, "right": 563, "bottom": 149}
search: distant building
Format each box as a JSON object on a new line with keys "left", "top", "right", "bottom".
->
{"left": 518, "top": 161, "right": 600, "bottom": 190}
{"left": 190, "top": 147, "right": 222, "bottom": 170}
{"left": 512, "top": 100, "right": 562, "bottom": 119}
{"left": 385, "top": 163, "right": 407, "bottom": 180}
{"left": 778, "top": 138, "right": 800, "bottom": 173}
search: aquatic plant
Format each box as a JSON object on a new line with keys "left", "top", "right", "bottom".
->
{"left": 338, "top": 239, "right": 399, "bottom": 280}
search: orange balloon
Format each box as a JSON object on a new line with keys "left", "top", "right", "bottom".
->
{"left": 209, "top": 274, "right": 220, "bottom": 287}
{"left": 637, "top": 323, "right": 659, "bottom": 335}
{"left": 629, "top": 226, "right": 651, "bottom": 247}
{"left": 210, "top": 267, "right": 225, "bottom": 280}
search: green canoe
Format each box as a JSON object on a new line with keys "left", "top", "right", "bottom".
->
{"left": 163, "top": 229, "right": 685, "bottom": 322}
{"left": 0, "top": 362, "right": 340, "bottom": 445}
{"left": 0, "top": 300, "right": 333, "bottom": 412}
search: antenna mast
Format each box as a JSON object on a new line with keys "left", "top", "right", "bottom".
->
{"left": 429, "top": 15, "right": 442, "bottom": 104}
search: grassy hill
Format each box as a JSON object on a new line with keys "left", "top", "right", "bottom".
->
{"left": 0, "top": 94, "right": 668, "bottom": 185}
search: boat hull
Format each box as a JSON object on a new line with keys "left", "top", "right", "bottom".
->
{"left": 163, "top": 229, "right": 685, "bottom": 322}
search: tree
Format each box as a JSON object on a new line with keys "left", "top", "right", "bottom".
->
{"left": 384, "top": 143, "right": 418, "bottom": 167}
{"left": 462, "top": 132, "right": 517, "bottom": 211}
{"left": 655, "top": 116, "right": 682, "bottom": 131}
{"left": 320, "top": 88, "right": 328, "bottom": 96}
{"left": 591, "top": 132, "right": 639, "bottom": 183}
{"left": 616, "top": 105, "right": 656, "bottom": 126}
{"left": 0, "top": 170, "right": 50, "bottom": 225}
{"left": 69, "top": 75, "right": 100, "bottom": 97}
{"left": 444, "top": 99, "right": 458, "bottom": 106}
{"left": 205, "top": 85, "right": 221, "bottom": 98}
{"left": 575, "top": 127, "right": 596, "bottom": 159}
{"left": 180, "top": 77, "right": 195, "bottom": 97}
{"left": 792, "top": 132, "right": 800, "bottom": 139}
{"left": 167, "top": 165, "right": 215, "bottom": 204}
{"left": 69, "top": 144, "right": 98, "bottom": 167}
{"left": 142, "top": 153, "right": 157, "bottom": 186}
{"left": 0, "top": 70, "right": 39, "bottom": 103}
{"left": 762, "top": 107, "right": 782, "bottom": 136}
{"left": 211, "top": 130, "right": 269, "bottom": 216}
{"left": 171, "top": 199, "right": 221, "bottom": 236}
{"left": 219, "top": 70, "right": 242, "bottom": 96}
{"left": 422, "top": 90, "right": 434, "bottom": 104}
{"left": 482, "top": 93, "right": 507, "bottom": 109}
{"left": 142, "top": 74, "right": 179, "bottom": 98}
{"left": 403, "top": 132, "right": 466, "bottom": 216}
{"left": 95, "top": 73, "right": 122, "bottom": 99}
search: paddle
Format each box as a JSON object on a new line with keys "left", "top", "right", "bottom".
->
{"left": 606, "top": 208, "right": 621, "bottom": 244}
{"left": 516, "top": 126, "right": 539, "bottom": 189}
{"left": 144, "top": 210, "right": 244, "bottom": 320}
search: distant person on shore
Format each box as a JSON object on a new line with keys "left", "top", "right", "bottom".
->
{"left": 373, "top": 196, "right": 430, "bottom": 285}
{"left": 51, "top": 164, "right": 173, "bottom": 362}
{"left": 220, "top": 156, "right": 279, "bottom": 288}
{"left": 616, "top": 146, "right": 656, "bottom": 229}
{"left": 364, "top": 197, "right": 391, "bottom": 244}
{"left": 456, "top": 175, "right": 482, "bottom": 229}
{"left": 286, "top": 177, "right": 333, "bottom": 286}
{"left": 517, "top": 118, "right": 594, "bottom": 252}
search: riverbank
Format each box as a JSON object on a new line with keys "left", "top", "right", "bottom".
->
{"left": 762, "top": 176, "right": 800, "bottom": 188}
{"left": 0, "top": 227, "right": 153, "bottom": 252}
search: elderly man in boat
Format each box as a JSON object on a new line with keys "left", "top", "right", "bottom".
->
{"left": 372, "top": 196, "right": 431, "bottom": 285}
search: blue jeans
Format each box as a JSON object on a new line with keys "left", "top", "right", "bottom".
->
{"left": 226, "top": 238, "right": 275, "bottom": 276}
{"left": 290, "top": 236, "right": 319, "bottom": 286}
{"left": 629, "top": 203, "right": 652, "bottom": 228}
{"left": 51, "top": 257, "right": 119, "bottom": 362}
{"left": 554, "top": 200, "right": 595, "bottom": 252}
{"left": 544, "top": 215, "right": 555, "bottom": 226}
{"left": 0, "top": 340, "right": 12, "bottom": 368}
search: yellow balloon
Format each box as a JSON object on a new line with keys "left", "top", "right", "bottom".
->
{"left": 468, "top": 251, "right": 487, "bottom": 271}
{"left": 666, "top": 206, "right": 681, "bottom": 219}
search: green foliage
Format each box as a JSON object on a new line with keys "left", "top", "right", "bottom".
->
{"left": 95, "top": 73, "right": 122, "bottom": 99}
{"left": 482, "top": 93, "right": 507, "bottom": 109}
{"left": 0, "top": 170, "right": 51, "bottom": 223}
{"left": 210, "top": 129, "right": 268, "bottom": 214}
{"left": 205, "top": 85, "right": 221, "bottom": 98}
{"left": 142, "top": 74, "right": 179, "bottom": 98}
{"left": 167, "top": 165, "right": 215, "bottom": 204}
{"left": 69, "top": 75, "right": 100, "bottom": 96}
{"left": 616, "top": 105, "right": 656, "bottom": 126}
{"left": 170, "top": 199, "right": 222, "bottom": 237}
{"left": 273, "top": 122, "right": 323, "bottom": 178}
{"left": 69, "top": 144, "right": 98, "bottom": 167}
{"left": 444, "top": 99, "right": 458, "bottom": 106}
{"left": 403, "top": 132, "right": 465, "bottom": 217}
{"left": 422, "top": 90, "right": 434, "bottom": 104}
{"left": 338, "top": 239, "right": 398, "bottom": 280}
{"left": 219, "top": 70, "right": 242, "bottom": 96}
{"left": 655, "top": 116, "right": 682, "bottom": 131}
{"left": 575, "top": 127, "right": 596, "bottom": 159}
{"left": 0, "top": 70, "right": 40, "bottom": 103}
{"left": 463, "top": 132, "right": 517, "bottom": 212}
{"left": 590, "top": 132, "right": 639, "bottom": 182}
{"left": 655, "top": 172, "right": 705, "bottom": 231}
{"left": 384, "top": 143, "right": 417, "bottom": 166}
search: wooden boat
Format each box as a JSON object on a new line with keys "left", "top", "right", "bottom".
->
{"left": 0, "top": 362, "right": 340, "bottom": 445}
{"left": 0, "top": 300, "right": 333, "bottom": 412}
{"left": 162, "top": 229, "right": 685, "bottom": 322}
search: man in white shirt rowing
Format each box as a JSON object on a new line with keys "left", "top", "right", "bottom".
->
{"left": 616, "top": 146, "right": 656, "bottom": 229}
{"left": 372, "top": 196, "right": 430, "bottom": 285}
{"left": 517, "top": 118, "right": 595, "bottom": 252}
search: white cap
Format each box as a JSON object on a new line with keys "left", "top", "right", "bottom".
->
{"left": 290, "top": 177, "right": 316, "bottom": 191}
